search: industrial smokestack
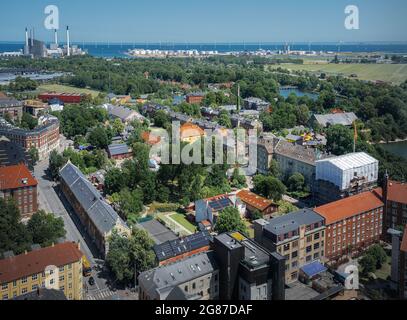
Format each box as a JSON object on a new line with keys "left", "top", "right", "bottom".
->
{"left": 66, "top": 26, "right": 70, "bottom": 56}
{"left": 25, "top": 27, "right": 28, "bottom": 47}
{"left": 54, "top": 29, "right": 58, "bottom": 46}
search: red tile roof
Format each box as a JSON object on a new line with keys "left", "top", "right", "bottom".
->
{"left": 180, "top": 123, "right": 205, "bottom": 139}
{"left": 314, "top": 190, "right": 384, "bottom": 225}
{"left": 237, "top": 190, "right": 276, "bottom": 211}
{"left": 0, "top": 242, "right": 83, "bottom": 284}
{"left": 387, "top": 180, "right": 407, "bottom": 205}
{"left": 401, "top": 227, "right": 407, "bottom": 253}
{"left": 0, "top": 164, "right": 37, "bottom": 190}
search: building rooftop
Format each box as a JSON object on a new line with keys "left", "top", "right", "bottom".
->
{"left": 274, "top": 139, "right": 327, "bottom": 165}
{"left": 0, "top": 242, "right": 83, "bottom": 285}
{"left": 237, "top": 190, "right": 275, "bottom": 211}
{"left": 138, "top": 220, "right": 178, "bottom": 244}
{"left": 138, "top": 251, "right": 218, "bottom": 299}
{"left": 313, "top": 112, "right": 358, "bottom": 127}
{"left": 314, "top": 190, "right": 384, "bottom": 225}
{"left": 59, "top": 162, "right": 128, "bottom": 235}
{"left": 153, "top": 231, "right": 212, "bottom": 262}
{"left": 387, "top": 179, "right": 407, "bottom": 205}
{"left": 107, "top": 143, "right": 130, "bottom": 156}
{"left": 263, "top": 208, "right": 324, "bottom": 237}
{"left": 0, "top": 138, "right": 32, "bottom": 169}
{"left": 0, "top": 163, "right": 37, "bottom": 190}
{"left": 0, "top": 97, "right": 23, "bottom": 108}
{"left": 180, "top": 122, "right": 205, "bottom": 139}
{"left": 13, "top": 288, "right": 67, "bottom": 300}
{"left": 316, "top": 152, "right": 378, "bottom": 171}
{"left": 108, "top": 105, "right": 139, "bottom": 121}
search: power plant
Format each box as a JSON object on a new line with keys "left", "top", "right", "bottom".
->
{"left": 23, "top": 26, "right": 85, "bottom": 58}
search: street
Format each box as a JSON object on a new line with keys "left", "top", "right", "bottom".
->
{"left": 34, "top": 155, "right": 121, "bottom": 300}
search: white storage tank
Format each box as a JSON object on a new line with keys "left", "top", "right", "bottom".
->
{"left": 316, "top": 152, "right": 378, "bottom": 191}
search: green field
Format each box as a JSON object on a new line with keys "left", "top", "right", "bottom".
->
{"left": 269, "top": 63, "right": 407, "bottom": 84}
{"left": 37, "top": 84, "right": 101, "bottom": 97}
{"left": 169, "top": 213, "right": 197, "bottom": 233}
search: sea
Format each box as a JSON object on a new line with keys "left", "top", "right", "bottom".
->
{"left": 2, "top": 42, "right": 407, "bottom": 58}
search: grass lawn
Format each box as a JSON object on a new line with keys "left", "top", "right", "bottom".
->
{"left": 269, "top": 63, "right": 407, "bottom": 84}
{"left": 37, "top": 84, "right": 101, "bottom": 97}
{"left": 244, "top": 220, "right": 254, "bottom": 239}
{"left": 374, "top": 255, "right": 392, "bottom": 281}
{"left": 169, "top": 213, "right": 197, "bottom": 233}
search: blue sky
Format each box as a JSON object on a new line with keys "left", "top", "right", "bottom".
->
{"left": 1, "top": 0, "right": 406, "bottom": 43}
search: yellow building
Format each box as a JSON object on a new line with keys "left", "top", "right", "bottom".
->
{"left": 0, "top": 242, "right": 84, "bottom": 300}
{"left": 180, "top": 122, "right": 206, "bottom": 144}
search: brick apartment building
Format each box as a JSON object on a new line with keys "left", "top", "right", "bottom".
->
{"left": 0, "top": 117, "right": 60, "bottom": 161}
{"left": 383, "top": 175, "right": 407, "bottom": 233}
{"left": 253, "top": 209, "right": 326, "bottom": 284}
{"left": 186, "top": 93, "right": 205, "bottom": 105}
{"left": 0, "top": 242, "right": 83, "bottom": 300}
{"left": 314, "top": 190, "right": 384, "bottom": 262}
{"left": 0, "top": 163, "right": 38, "bottom": 219}
{"left": 237, "top": 189, "right": 279, "bottom": 219}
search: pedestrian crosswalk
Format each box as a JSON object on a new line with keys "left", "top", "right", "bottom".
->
{"left": 86, "top": 288, "right": 117, "bottom": 300}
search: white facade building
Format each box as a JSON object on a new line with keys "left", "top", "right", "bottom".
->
{"left": 316, "top": 152, "right": 378, "bottom": 191}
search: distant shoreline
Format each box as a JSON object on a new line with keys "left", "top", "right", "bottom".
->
{"left": 377, "top": 138, "right": 407, "bottom": 144}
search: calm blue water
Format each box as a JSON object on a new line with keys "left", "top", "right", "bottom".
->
{"left": 2, "top": 42, "right": 407, "bottom": 58}
{"left": 279, "top": 88, "right": 319, "bottom": 100}
{"left": 381, "top": 141, "right": 407, "bottom": 159}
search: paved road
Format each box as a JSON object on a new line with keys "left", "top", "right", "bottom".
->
{"left": 33, "top": 158, "right": 110, "bottom": 297}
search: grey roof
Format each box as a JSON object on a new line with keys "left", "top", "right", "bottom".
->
{"left": 0, "top": 98, "right": 23, "bottom": 108}
{"left": 274, "top": 138, "right": 329, "bottom": 165}
{"left": 139, "top": 251, "right": 218, "bottom": 299}
{"left": 59, "top": 162, "right": 128, "bottom": 235}
{"left": 0, "top": 138, "right": 32, "bottom": 169}
{"left": 0, "top": 116, "right": 59, "bottom": 137}
{"left": 108, "top": 105, "right": 139, "bottom": 121}
{"left": 14, "top": 289, "right": 67, "bottom": 300}
{"left": 108, "top": 143, "right": 130, "bottom": 156}
{"left": 313, "top": 112, "right": 358, "bottom": 127}
{"left": 264, "top": 208, "right": 324, "bottom": 237}
{"left": 138, "top": 220, "right": 178, "bottom": 244}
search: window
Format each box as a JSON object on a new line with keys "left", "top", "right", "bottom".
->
{"left": 306, "top": 255, "right": 312, "bottom": 262}
{"left": 13, "top": 281, "right": 17, "bottom": 287}
{"left": 314, "top": 243, "right": 320, "bottom": 250}
{"left": 59, "top": 266, "right": 64, "bottom": 272}
{"left": 283, "top": 244, "right": 290, "bottom": 251}
{"left": 192, "top": 283, "right": 196, "bottom": 290}
{"left": 2, "top": 283, "right": 8, "bottom": 290}
{"left": 292, "top": 241, "right": 298, "bottom": 248}
{"left": 59, "top": 275, "right": 65, "bottom": 282}
{"left": 306, "top": 246, "right": 312, "bottom": 253}
{"left": 292, "top": 251, "right": 298, "bottom": 259}
{"left": 21, "top": 277, "right": 27, "bottom": 284}
{"left": 184, "top": 286, "right": 188, "bottom": 292}
{"left": 292, "top": 261, "right": 298, "bottom": 268}
{"left": 2, "top": 294, "right": 8, "bottom": 300}
{"left": 314, "top": 233, "right": 320, "bottom": 240}
{"left": 32, "top": 274, "right": 38, "bottom": 281}
{"left": 307, "top": 235, "right": 312, "bottom": 242}
{"left": 21, "top": 288, "right": 28, "bottom": 294}
{"left": 32, "top": 285, "right": 38, "bottom": 291}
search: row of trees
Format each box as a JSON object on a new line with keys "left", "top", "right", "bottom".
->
{"left": 0, "top": 198, "right": 66, "bottom": 255}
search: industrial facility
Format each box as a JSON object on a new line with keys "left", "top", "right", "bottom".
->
{"left": 23, "top": 26, "right": 85, "bottom": 58}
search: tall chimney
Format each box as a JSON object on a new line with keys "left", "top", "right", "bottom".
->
{"left": 25, "top": 27, "right": 29, "bottom": 47}
{"left": 54, "top": 29, "right": 58, "bottom": 46}
{"left": 66, "top": 26, "right": 70, "bottom": 56}
{"left": 32, "top": 28, "right": 35, "bottom": 46}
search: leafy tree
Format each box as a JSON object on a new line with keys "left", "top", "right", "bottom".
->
{"left": 251, "top": 210, "right": 263, "bottom": 221}
{"left": 326, "top": 124, "right": 354, "bottom": 156}
{"left": 287, "top": 173, "right": 305, "bottom": 192}
{"left": 29, "top": 147, "right": 39, "bottom": 165}
{"left": 105, "top": 168, "right": 126, "bottom": 195}
{"left": 215, "top": 207, "right": 248, "bottom": 235}
{"left": 366, "top": 245, "right": 387, "bottom": 269}
{"left": 112, "top": 118, "right": 125, "bottom": 136}
{"left": 360, "top": 254, "right": 376, "bottom": 276}
{"left": 113, "top": 188, "right": 144, "bottom": 220}
{"left": 153, "top": 110, "right": 170, "bottom": 128}
{"left": 230, "top": 168, "right": 247, "bottom": 189}
{"left": 253, "top": 175, "right": 287, "bottom": 201}
{"left": 88, "top": 126, "right": 110, "bottom": 149}
{"left": 27, "top": 211, "right": 66, "bottom": 247}
{"left": 49, "top": 150, "right": 67, "bottom": 180}
{"left": 0, "top": 198, "right": 31, "bottom": 254}
{"left": 268, "top": 159, "right": 280, "bottom": 177}
{"left": 20, "top": 112, "right": 37, "bottom": 130}
{"left": 276, "top": 200, "right": 298, "bottom": 215}
{"left": 106, "top": 229, "right": 156, "bottom": 284}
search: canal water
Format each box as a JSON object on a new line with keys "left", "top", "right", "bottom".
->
{"left": 381, "top": 140, "right": 407, "bottom": 159}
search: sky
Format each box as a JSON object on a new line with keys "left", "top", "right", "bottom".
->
{"left": 0, "top": 0, "right": 406, "bottom": 43}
